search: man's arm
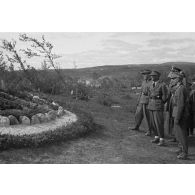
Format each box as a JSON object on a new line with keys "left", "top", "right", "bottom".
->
{"left": 161, "top": 83, "right": 168, "bottom": 103}
{"left": 136, "top": 82, "right": 143, "bottom": 105}
{"left": 165, "top": 86, "right": 172, "bottom": 111}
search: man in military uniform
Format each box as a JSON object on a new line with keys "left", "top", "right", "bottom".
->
{"left": 166, "top": 66, "right": 183, "bottom": 142}
{"left": 147, "top": 71, "right": 168, "bottom": 146}
{"left": 171, "top": 72, "right": 189, "bottom": 160}
{"left": 167, "top": 67, "right": 192, "bottom": 139}
{"left": 129, "top": 69, "right": 152, "bottom": 135}
{"left": 188, "top": 81, "right": 195, "bottom": 136}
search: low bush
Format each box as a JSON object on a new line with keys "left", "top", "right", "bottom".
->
{"left": 96, "top": 93, "right": 118, "bottom": 107}
{"left": 71, "top": 83, "right": 92, "bottom": 101}
{"left": 121, "top": 94, "right": 132, "bottom": 100}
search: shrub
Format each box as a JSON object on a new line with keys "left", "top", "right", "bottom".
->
{"left": 72, "top": 83, "right": 92, "bottom": 101}
{"left": 96, "top": 93, "right": 118, "bottom": 107}
{"left": 121, "top": 94, "right": 132, "bottom": 100}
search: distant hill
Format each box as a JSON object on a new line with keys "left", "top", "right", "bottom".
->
{"left": 57, "top": 62, "right": 195, "bottom": 80}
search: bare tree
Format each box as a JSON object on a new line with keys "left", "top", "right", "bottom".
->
{"left": 1, "top": 39, "right": 36, "bottom": 87}
{"left": 19, "top": 34, "right": 67, "bottom": 87}
{"left": 0, "top": 51, "right": 7, "bottom": 72}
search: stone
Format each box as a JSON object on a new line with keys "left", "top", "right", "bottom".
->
{"left": 32, "top": 96, "right": 41, "bottom": 104}
{"left": 33, "top": 96, "right": 47, "bottom": 104}
{"left": 36, "top": 113, "right": 48, "bottom": 123}
{"left": 29, "top": 102, "right": 37, "bottom": 109}
{"left": 22, "top": 106, "right": 31, "bottom": 112}
{"left": 52, "top": 101, "right": 59, "bottom": 107}
{"left": 47, "top": 110, "right": 57, "bottom": 120}
{"left": 45, "top": 113, "right": 52, "bottom": 121}
{"left": 37, "top": 104, "right": 50, "bottom": 112}
{"left": 0, "top": 116, "right": 10, "bottom": 127}
{"left": 33, "top": 96, "right": 39, "bottom": 99}
{"left": 31, "top": 115, "right": 41, "bottom": 125}
{"left": 57, "top": 106, "right": 64, "bottom": 117}
{"left": 8, "top": 115, "right": 19, "bottom": 125}
{"left": 19, "top": 116, "right": 30, "bottom": 125}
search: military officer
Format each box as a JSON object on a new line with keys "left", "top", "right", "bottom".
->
{"left": 167, "top": 67, "right": 191, "bottom": 139}
{"left": 171, "top": 72, "right": 189, "bottom": 160}
{"left": 165, "top": 83, "right": 176, "bottom": 141}
{"left": 166, "top": 66, "right": 183, "bottom": 142}
{"left": 188, "top": 81, "right": 195, "bottom": 136}
{"left": 129, "top": 69, "right": 152, "bottom": 135}
{"left": 147, "top": 71, "right": 168, "bottom": 146}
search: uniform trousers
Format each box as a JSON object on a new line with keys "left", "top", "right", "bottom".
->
{"left": 135, "top": 104, "right": 150, "bottom": 129}
{"left": 149, "top": 110, "right": 164, "bottom": 138}
{"left": 174, "top": 120, "right": 188, "bottom": 154}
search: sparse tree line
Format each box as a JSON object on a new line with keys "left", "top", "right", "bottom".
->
{"left": 0, "top": 34, "right": 74, "bottom": 94}
{"left": 0, "top": 33, "right": 133, "bottom": 101}
{"left": 0, "top": 34, "right": 114, "bottom": 100}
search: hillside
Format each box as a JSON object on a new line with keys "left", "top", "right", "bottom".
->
{"left": 58, "top": 62, "right": 195, "bottom": 80}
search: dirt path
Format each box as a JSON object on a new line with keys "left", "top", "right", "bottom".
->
{"left": 0, "top": 99, "right": 195, "bottom": 164}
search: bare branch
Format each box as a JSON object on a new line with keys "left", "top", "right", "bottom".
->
{"left": 1, "top": 38, "right": 37, "bottom": 87}
{"left": 20, "top": 48, "right": 40, "bottom": 58}
{"left": 19, "top": 34, "right": 66, "bottom": 87}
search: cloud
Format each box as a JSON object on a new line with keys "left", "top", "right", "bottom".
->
{"left": 102, "top": 39, "right": 141, "bottom": 51}
{"left": 148, "top": 38, "right": 195, "bottom": 47}
{"left": 176, "top": 45, "right": 195, "bottom": 56}
{"left": 110, "top": 32, "right": 152, "bottom": 38}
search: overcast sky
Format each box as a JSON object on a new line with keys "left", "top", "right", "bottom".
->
{"left": 0, "top": 32, "right": 195, "bottom": 69}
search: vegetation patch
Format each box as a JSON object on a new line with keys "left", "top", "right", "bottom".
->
{"left": 96, "top": 93, "right": 119, "bottom": 107}
{"left": 121, "top": 94, "right": 132, "bottom": 100}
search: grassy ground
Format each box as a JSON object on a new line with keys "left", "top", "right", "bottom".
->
{"left": 0, "top": 91, "right": 195, "bottom": 164}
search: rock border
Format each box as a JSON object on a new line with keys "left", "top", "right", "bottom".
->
{"left": 0, "top": 110, "right": 77, "bottom": 136}
{"left": 0, "top": 109, "right": 94, "bottom": 150}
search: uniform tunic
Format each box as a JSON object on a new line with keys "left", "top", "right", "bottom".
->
{"left": 165, "top": 84, "right": 177, "bottom": 136}
{"left": 147, "top": 80, "right": 167, "bottom": 138}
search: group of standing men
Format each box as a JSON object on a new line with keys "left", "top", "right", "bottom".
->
{"left": 129, "top": 66, "right": 195, "bottom": 160}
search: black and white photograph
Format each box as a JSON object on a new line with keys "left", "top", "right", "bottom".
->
{"left": 1, "top": 0, "right": 195, "bottom": 195}
{"left": 0, "top": 32, "right": 195, "bottom": 163}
